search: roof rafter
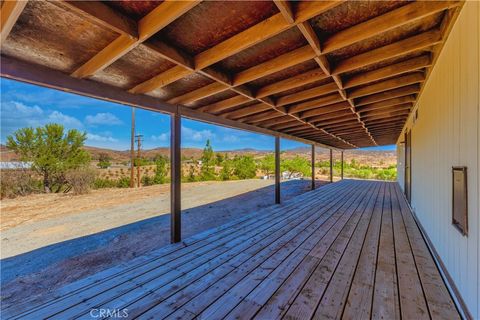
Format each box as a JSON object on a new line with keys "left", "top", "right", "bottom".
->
{"left": 69, "top": 1, "right": 201, "bottom": 78}
{"left": 0, "top": 0, "right": 28, "bottom": 43}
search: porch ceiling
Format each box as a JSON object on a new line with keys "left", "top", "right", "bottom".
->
{"left": 0, "top": 0, "right": 464, "bottom": 149}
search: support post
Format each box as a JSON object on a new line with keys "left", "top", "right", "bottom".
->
{"left": 341, "top": 151, "right": 344, "bottom": 180}
{"left": 311, "top": 144, "right": 315, "bottom": 190}
{"left": 275, "top": 136, "right": 281, "bottom": 204}
{"left": 171, "top": 111, "right": 181, "bottom": 243}
{"left": 130, "top": 108, "right": 135, "bottom": 188}
{"left": 329, "top": 149, "right": 333, "bottom": 183}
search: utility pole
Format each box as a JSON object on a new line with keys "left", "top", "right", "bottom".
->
{"left": 130, "top": 108, "right": 135, "bottom": 188}
{"left": 136, "top": 134, "right": 143, "bottom": 188}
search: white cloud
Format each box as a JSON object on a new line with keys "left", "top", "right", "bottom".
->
{"left": 48, "top": 111, "right": 83, "bottom": 130}
{"left": 1, "top": 101, "right": 84, "bottom": 140}
{"left": 85, "top": 112, "right": 122, "bottom": 126}
{"left": 182, "top": 126, "right": 215, "bottom": 142}
{"left": 86, "top": 133, "right": 118, "bottom": 143}
{"left": 151, "top": 133, "right": 169, "bottom": 142}
{"left": 222, "top": 135, "right": 239, "bottom": 143}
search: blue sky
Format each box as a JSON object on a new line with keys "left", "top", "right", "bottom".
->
{"left": 1, "top": 79, "right": 395, "bottom": 151}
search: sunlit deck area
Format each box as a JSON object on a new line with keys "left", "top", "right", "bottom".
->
{"left": 4, "top": 180, "right": 459, "bottom": 320}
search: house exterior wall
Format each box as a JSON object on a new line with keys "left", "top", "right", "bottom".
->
{"left": 396, "top": 2, "right": 479, "bottom": 318}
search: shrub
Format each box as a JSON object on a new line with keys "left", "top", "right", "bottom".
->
{"left": 93, "top": 178, "right": 117, "bottom": 189}
{"left": 97, "top": 153, "right": 111, "bottom": 169}
{"left": 0, "top": 169, "right": 41, "bottom": 199}
{"left": 142, "top": 175, "right": 155, "bottom": 186}
{"left": 116, "top": 177, "right": 131, "bottom": 188}
{"left": 65, "top": 167, "right": 96, "bottom": 195}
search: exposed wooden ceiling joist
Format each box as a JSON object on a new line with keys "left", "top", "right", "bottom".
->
{"left": 0, "top": 0, "right": 28, "bottom": 43}
{"left": 343, "top": 55, "right": 431, "bottom": 89}
{"left": 70, "top": 1, "right": 200, "bottom": 78}
{"left": 0, "top": 0, "right": 463, "bottom": 149}
{"left": 333, "top": 30, "right": 442, "bottom": 75}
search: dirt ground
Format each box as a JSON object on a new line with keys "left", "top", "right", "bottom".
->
{"left": 0, "top": 178, "right": 328, "bottom": 308}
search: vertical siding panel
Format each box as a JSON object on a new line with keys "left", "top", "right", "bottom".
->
{"left": 396, "top": 3, "right": 479, "bottom": 317}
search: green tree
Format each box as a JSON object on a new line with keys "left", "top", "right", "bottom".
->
{"left": 6, "top": 124, "right": 90, "bottom": 193}
{"left": 219, "top": 159, "right": 233, "bottom": 180}
{"left": 259, "top": 154, "right": 275, "bottom": 177}
{"left": 153, "top": 155, "right": 168, "bottom": 184}
{"left": 232, "top": 155, "right": 257, "bottom": 179}
{"left": 187, "top": 164, "right": 197, "bottom": 182}
{"left": 97, "top": 152, "right": 111, "bottom": 169}
{"left": 216, "top": 153, "right": 225, "bottom": 166}
{"left": 200, "top": 139, "right": 216, "bottom": 180}
{"left": 282, "top": 156, "right": 310, "bottom": 179}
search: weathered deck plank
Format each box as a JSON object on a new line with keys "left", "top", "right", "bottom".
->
{"left": 3, "top": 180, "right": 459, "bottom": 320}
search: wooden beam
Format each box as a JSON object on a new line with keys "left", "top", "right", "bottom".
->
{"left": 233, "top": 45, "right": 316, "bottom": 86}
{"left": 275, "top": 136, "right": 281, "bottom": 204}
{"left": 360, "top": 103, "right": 412, "bottom": 117}
{"left": 269, "top": 120, "right": 303, "bottom": 131}
{"left": 0, "top": 0, "right": 27, "bottom": 43}
{"left": 257, "top": 115, "right": 293, "bottom": 127}
{"left": 322, "top": 1, "right": 456, "bottom": 54}
{"left": 71, "top": 1, "right": 200, "bottom": 78}
{"left": 170, "top": 111, "right": 181, "bottom": 243}
{"left": 71, "top": 35, "right": 138, "bottom": 78}
{"left": 273, "top": 1, "right": 294, "bottom": 24}
{"left": 355, "top": 84, "right": 420, "bottom": 106}
{"left": 167, "top": 82, "right": 229, "bottom": 105}
{"left": 297, "top": 21, "right": 322, "bottom": 55}
{"left": 306, "top": 109, "right": 353, "bottom": 123}
{"left": 323, "top": 121, "right": 360, "bottom": 131}
{"left": 299, "top": 101, "right": 351, "bottom": 118}
{"left": 198, "top": 95, "right": 251, "bottom": 113}
{"left": 333, "top": 30, "right": 442, "bottom": 75}
{"left": 56, "top": 1, "right": 137, "bottom": 37}
{"left": 238, "top": 110, "right": 283, "bottom": 124}
{"left": 195, "top": 13, "right": 291, "bottom": 70}
{"left": 283, "top": 127, "right": 314, "bottom": 134}
{"left": 129, "top": 65, "right": 192, "bottom": 94}
{"left": 348, "top": 72, "right": 425, "bottom": 99}
{"left": 277, "top": 82, "right": 339, "bottom": 106}
{"left": 364, "top": 116, "right": 408, "bottom": 126}
{"left": 138, "top": 1, "right": 200, "bottom": 41}
{"left": 362, "top": 110, "right": 410, "bottom": 121}
{"left": 288, "top": 93, "right": 343, "bottom": 114}
{"left": 315, "top": 115, "right": 357, "bottom": 127}
{"left": 256, "top": 68, "right": 327, "bottom": 98}
{"left": 145, "top": 40, "right": 194, "bottom": 69}
{"left": 222, "top": 103, "right": 271, "bottom": 120}
{"left": 344, "top": 55, "right": 432, "bottom": 89}
{"left": 294, "top": 1, "right": 344, "bottom": 23}
{"left": 357, "top": 97, "right": 415, "bottom": 114}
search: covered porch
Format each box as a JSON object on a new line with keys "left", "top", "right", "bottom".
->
{"left": 3, "top": 180, "right": 459, "bottom": 319}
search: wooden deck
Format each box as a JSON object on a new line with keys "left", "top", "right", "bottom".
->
{"left": 4, "top": 180, "right": 460, "bottom": 320}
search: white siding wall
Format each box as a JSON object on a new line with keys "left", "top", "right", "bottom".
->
{"left": 396, "top": 3, "right": 479, "bottom": 318}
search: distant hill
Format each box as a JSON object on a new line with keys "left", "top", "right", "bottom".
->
{"left": 1, "top": 144, "right": 396, "bottom": 166}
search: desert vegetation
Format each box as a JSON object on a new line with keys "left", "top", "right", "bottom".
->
{"left": 1, "top": 124, "right": 397, "bottom": 199}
